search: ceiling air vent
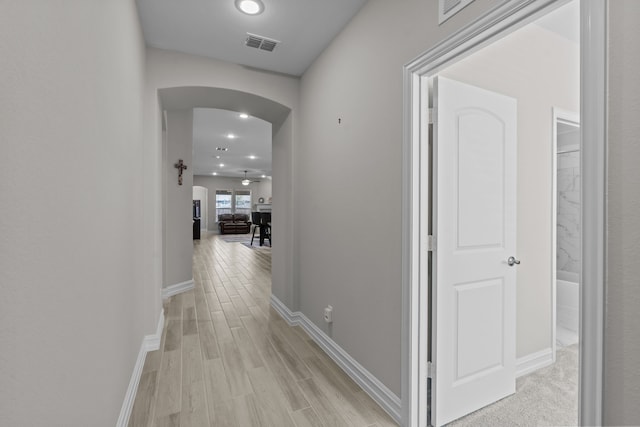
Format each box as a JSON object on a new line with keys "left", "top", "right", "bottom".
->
{"left": 443, "top": 0, "right": 462, "bottom": 14}
{"left": 439, "top": 0, "right": 475, "bottom": 24}
{"left": 244, "top": 33, "right": 280, "bottom": 52}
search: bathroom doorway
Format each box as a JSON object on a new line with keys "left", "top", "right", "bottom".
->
{"left": 553, "top": 110, "right": 581, "bottom": 352}
{"left": 401, "top": 0, "right": 596, "bottom": 424}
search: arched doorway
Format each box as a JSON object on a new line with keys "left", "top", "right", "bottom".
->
{"left": 158, "top": 86, "right": 296, "bottom": 311}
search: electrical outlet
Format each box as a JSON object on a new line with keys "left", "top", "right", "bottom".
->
{"left": 324, "top": 305, "right": 333, "bottom": 323}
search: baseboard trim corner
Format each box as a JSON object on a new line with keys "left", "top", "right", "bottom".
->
{"left": 270, "top": 294, "right": 298, "bottom": 325}
{"left": 270, "top": 295, "right": 402, "bottom": 424}
{"left": 162, "top": 279, "right": 195, "bottom": 299}
{"left": 117, "top": 309, "right": 165, "bottom": 427}
{"left": 143, "top": 309, "right": 165, "bottom": 352}
{"left": 516, "top": 347, "right": 554, "bottom": 378}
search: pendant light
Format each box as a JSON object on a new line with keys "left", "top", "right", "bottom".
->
{"left": 242, "top": 170, "right": 251, "bottom": 186}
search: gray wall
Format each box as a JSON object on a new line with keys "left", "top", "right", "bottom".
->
{"left": 193, "top": 175, "right": 272, "bottom": 231}
{"left": 605, "top": 1, "right": 640, "bottom": 424}
{"left": 253, "top": 179, "right": 273, "bottom": 206}
{"left": 164, "top": 109, "right": 194, "bottom": 287}
{"left": 273, "top": 112, "right": 296, "bottom": 309}
{"left": 0, "top": 0, "right": 152, "bottom": 425}
{"left": 296, "top": 0, "right": 509, "bottom": 395}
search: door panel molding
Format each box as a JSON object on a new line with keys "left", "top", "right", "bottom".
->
{"left": 432, "top": 76, "right": 517, "bottom": 426}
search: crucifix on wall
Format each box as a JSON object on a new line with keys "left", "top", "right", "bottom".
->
{"left": 174, "top": 159, "right": 187, "bottom": 185}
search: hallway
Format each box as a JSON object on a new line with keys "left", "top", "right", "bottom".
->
{"left": 129, "top": 234, "right": 397, "bottom": 426}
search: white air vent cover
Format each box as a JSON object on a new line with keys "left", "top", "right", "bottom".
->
{"left": 439, "top": 0, "right": 475, "bottom": 24}
{"left": 245, "top": 33, "right": 280, "bottom": 52}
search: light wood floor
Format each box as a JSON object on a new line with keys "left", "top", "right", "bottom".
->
{"left": 129, "top": 233, "right": 398, "bottom": 427}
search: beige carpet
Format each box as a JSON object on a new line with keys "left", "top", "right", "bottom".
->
{"left": 447, "top": 345, "right": 579, "bottom": 426}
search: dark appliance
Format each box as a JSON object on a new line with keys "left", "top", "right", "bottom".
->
{"left": 193, "top": 200, "right": 201, "bottom": 219}
{"left": 193, "top": 200, "right": 201, "bottom": 240}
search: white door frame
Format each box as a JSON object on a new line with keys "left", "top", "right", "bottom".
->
{"left": 401, "top": 1, "right": 607, "bottom": 426}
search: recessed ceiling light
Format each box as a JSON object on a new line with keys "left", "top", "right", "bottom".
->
{"left": 248, "top": 155, "right": 257, "bottom": 160}
{"left": 212, "top": 172, "right": 218, "bottom": 176}
{"left": 219, "top": 163, "right": 225, "bottom": 167}
{"left": 261, "top": 174, "right": 266, "bottom": 178}
{"left": 216, "top": 155, "right": 221, "bottom": 159}
{"left": 235, "top": 0, "right": 264, "bottom": 15}
{"left": 227, "top": 133, "right": 236, "bottom": 139}
{"left": 239, "top": 113, "right": 250, "bottom": 119}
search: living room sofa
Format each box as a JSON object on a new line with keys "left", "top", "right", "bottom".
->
{"left": 218, "top": 213, "right": 251, "bottom": 234}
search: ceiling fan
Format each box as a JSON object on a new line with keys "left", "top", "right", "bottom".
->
{"left": 241, "top": 170, "right": 261, "bottom": 186}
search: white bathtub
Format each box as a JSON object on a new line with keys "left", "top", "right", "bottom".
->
{"left": 557, "top": 278, "right": 579, "bottom": 333}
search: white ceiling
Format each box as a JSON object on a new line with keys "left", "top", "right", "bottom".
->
{"left": 136, "top": 0, "right": 368, "bottom": 76}
{"left": 192, "top": 108, "right": 272, "bottom": 178}
{"left": 141, "top": 0, "right": 367, "bottom": 177}
{"left": 154, "top": 1, "right": 579, "bottom": 178}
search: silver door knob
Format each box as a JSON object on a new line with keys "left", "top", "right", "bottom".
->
{"left": 507, "top": 256, "right": 521, "bottom": 266}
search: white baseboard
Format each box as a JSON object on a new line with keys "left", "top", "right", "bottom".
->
{"left": 144, "top": 309, "right": 165, "bottom": 352}
{"left": 270, "top": 295, "right": 402, "bottom": 424}
{"left": 162, "top": 279, "right": 195, "bottom": 299}
{"left": 117, "top": 309, "right": 165, "bottom": 427}
{"left": 516, "top": 347, "right": 554, "bottom": 378}
{"left": 271, "top": 295, "right": 298, "bottom": 324}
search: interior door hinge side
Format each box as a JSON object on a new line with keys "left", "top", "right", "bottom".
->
{"left": 426, "top": 235, "right": 435, "bottom": 251}
{"left": 427, "top": 361, "right": 433, "bottom": 378}
{"left": 428, "top": 107, "right": 434, "bottom": 125}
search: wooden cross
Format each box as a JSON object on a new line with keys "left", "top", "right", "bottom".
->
{"left": 174, "top": 159, "right": 188, "bottom": 186}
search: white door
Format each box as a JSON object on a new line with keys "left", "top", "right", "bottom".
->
{"left": 431, "top": 76, "right": 518, "bottom": 426}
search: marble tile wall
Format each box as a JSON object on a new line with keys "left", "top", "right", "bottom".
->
{"left": 557, "top": 149, "right": 581, "bottom": 276}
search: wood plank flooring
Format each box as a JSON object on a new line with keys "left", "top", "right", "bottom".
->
{"left": 129, "top": 233, "right": 398, "bottom": 427}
